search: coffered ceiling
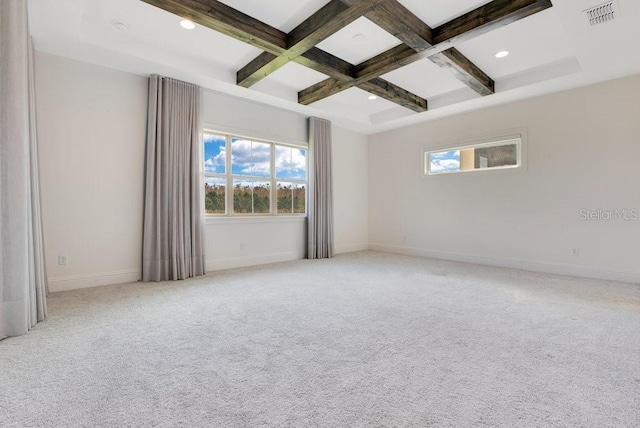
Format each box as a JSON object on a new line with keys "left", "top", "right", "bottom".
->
{"left": 27, "top": 0, "right": 640, "bottom": 133}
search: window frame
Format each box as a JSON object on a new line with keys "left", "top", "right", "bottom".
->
{"left": 422, "top": 128, "right": 527, "bottom": 177}
{"left": 203, "top": 130, "right": 308, "bottom": 218}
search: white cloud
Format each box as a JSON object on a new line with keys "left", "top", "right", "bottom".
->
{"left": 231, "top": 139, "right": 271, "bottom": 176}
{"left": 275, "top": 147, "right": 306, "bottom": 178}
{"left": 429, "top": 149, "right": 460, "bottom": 173}
{"left": 204, "top": 146, "right": 226, "bottom": 173}
{"left": 431, "top": 150, "right": 458, "bottom": 160}
{"left": 430, "top": 158, "right": 460, "bottom": 172}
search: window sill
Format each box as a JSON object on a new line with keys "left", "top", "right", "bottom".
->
{"left": 205, "top": 215, "right": 307, "bottom": 225}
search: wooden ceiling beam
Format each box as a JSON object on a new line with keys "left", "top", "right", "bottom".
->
{"left": 364, "top": 0, "right": 494, "bottom": 96}
{"left": 299, "top": 78, "right": 350, "bottom": 106}
{"left": 141, "top": 0, "right": 287, "bottom": 55}
{"left": 144, "top": 0, "right": 427, "bottom": 111}
{"left": 355, "top": 45, "right": 419, "bottom": 81}
{"left": 299, "top": 0, "right": 551, "bottom": 105}
{"left": 357, "top": 78, "right": 427, "bottom": 112}
{"left": 295, "top": 48, "right": 354, "bottom": 82}
{"left": 299, "top": 45, "right": 418, "bottom": 105}
{"left": 144, "top": 0, "right": 551, "bottom": 112}
{"left": 433, "top": 0, "right": 553, "bottom": 46}
{"left": 236, "top": 0, "right": 378, "bottom": 88}
{"left": 299, "top": 76, "right": 428, "bottom": 113}
{"left": 143, "top": 0, "right": 361, "bottom": 85}
{"left": 429, "top": 48, "right": 495, "bottom": 96}
{"left": 364, "top": 0, "right": 433, "bottom": 51}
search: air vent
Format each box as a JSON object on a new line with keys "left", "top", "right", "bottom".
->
{"left": 585, "top": 1, "right": 618, "bottom": 26}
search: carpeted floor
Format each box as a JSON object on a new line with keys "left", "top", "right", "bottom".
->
{"left": 1, "top": 251, "right": 639, "bottom": 427}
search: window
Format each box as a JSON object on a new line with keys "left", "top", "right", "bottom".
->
{"left": 203, "top": 131, "right": 307, "bottom": 216}
{"left": 424, "top": 136, "right": 522, "bottom": 176}
{"left": 204, "top": 134, "right": 226, "bottom": 214}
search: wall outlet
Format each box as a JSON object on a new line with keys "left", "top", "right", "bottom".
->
{"left": 239, "top": 242, "right": 244, "bottom": 250}
{"left": 58, "top": 255, "right": 68, "bottom": 265}
{"left": 571, "top": 248, "right": 579, "bottom": 256}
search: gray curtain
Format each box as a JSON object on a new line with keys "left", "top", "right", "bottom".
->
{"left": 142, "top": 75, "right": 205, "bottom": 282}
{"left": 0, "top": 0, "right": 48, "bottom": 340}
{"left": 307, "top": 117, "right": 334, "bottom": 259}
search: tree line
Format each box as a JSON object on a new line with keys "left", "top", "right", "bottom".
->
{"left": 205, "top": 183, "right": 305, "bottom": 214}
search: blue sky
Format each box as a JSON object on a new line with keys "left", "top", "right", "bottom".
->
{"left": 429, "top": 150, "right": 460, "bottom": 173}
{"left": 204, "top": 133, "right": 307, "bottom": 180}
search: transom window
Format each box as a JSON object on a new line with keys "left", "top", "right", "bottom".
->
{"left": 424, "top": 136, "right": 522, "bottom": 176}
{"left": 204, "top": 132, "right": 307, "bottom": 216}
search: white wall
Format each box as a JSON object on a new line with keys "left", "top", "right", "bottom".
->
{"left": 368, "top": 74, "right": 640, "bottom": 283}
{"left": 36, "top": 52, "right": 147, "bottom": 292}
{"left": 333, "top": 126, "right": 368, "bottom": 253}
{"left": 36, "top": 53, "right": 369, "bottom": 291}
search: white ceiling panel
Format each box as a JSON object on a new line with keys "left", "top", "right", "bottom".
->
{"left": 455, "top": 8, "right": 574, "bottom": 79}
{"left": 397, "top": 0, "right": 493, "bottom": 28}
{"left": 253, "top": 62, "right": 328, "bottom": 94}
{"left": 315, "top": 16, "right": 402, "bottom": 65}
{"left": 218, "top": 0, "right": 331, "bottom": 33}
{"left": 381, "top": 58, "right": 467, "bottom": 99}
{"left": 69, "top": 0, "right": 262, "bottom": 73}
{"left": 310, "top": 86, "right": 402, "bottom": 117}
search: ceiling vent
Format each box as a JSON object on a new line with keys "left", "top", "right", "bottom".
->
{"left": 585, "top": 1, "right": 619, "bottom": 26}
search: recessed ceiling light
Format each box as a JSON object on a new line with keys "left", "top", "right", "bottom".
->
{"left": 180, "top": 19, "right": 195, "bottom": 30}
{"left": 353, "top": 33, "right": 366, "bottom": 42}
{"left": 368, "top": 95, "right": 377, "bottom": 100}
{"left": 495, "top": 50, "right": 510, "bottom": 58}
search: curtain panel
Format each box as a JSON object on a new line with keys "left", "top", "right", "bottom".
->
{"left": 142, "top": 75, "right": 205, "bottom": 282}
{"left": 307, "top": 117, "right": 334, "bottom": 259}
{"left": 0, "top": 0, "right": 48, "bottom": 339}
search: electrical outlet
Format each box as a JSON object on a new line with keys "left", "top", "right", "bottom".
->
{"left": 239, "top": 242, "right": 244, "bottom": 250}
{"left": 571, "top": 248, "right": 579, "bottom": 256}
{"left": 58, "top": 255, "right": 68, "bottom": 265}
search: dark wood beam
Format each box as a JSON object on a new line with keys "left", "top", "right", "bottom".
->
{"left": 299, "top": 0, "right": 551, "bottom": 105}
{"left": 143, "top": 0, "right": 429, "bottom": 111}
{"left": 287, "top": 0, "right": 373, "bottom": 49}
{"left": 355, "top": 44, "right": 417, "bottom": 81}
{"left": 357, "top": 78, "right": 427, "bottom": 112}
{"left": 429, "top": 48, "right": 494, "bottom": 96}
{"left": 296, "top": 47, "right": 354, "bottom": 82}
{"left": 144, "top": 0, "right": 550, "bottom": 112}
{"left": 433, "top": 0, "right": 554, "bottom": 46}
{"left": 236, "top": 52, "right": 281, "bottom": 88}
{"left": 143, "top": 0, "right": 360, "bottom": 85}
{"left": 141, "top": 0, "right": 287, "bottom": 55}
{"left": 364, "top": 0, "right": 433, "bottom": 51}
{"left": 364, "top": 0, "right": 494, "bottom": 96}
{"left": 299, "top": 76, "right": 427, "bottom": 113}
{"left": 299, "top": 78, "right": 344, "bottom": 106}
{"left": 236, "top": 0, "right": 377, "bottom": 87}
{"left": 299, "top": 44, "right": 421, "bottom": 105}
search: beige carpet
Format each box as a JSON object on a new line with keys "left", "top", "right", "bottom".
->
{"left": 1, "top": 251, "right": 639, "bottom": 427}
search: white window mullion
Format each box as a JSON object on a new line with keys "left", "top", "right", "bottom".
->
{"left": 226, "top": 134, "right": 232, "bottom": 215}
{"left": 270, "top": 143, "right": 276, "bottom": 215}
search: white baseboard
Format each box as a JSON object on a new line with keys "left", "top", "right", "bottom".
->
{"left": 206, "top": 251, "right": 305, "bottom": 272}
{"left": 369, "top": 243, "right": 640, "bottom": 284}
{"left": 48, "top": 251, "right": 306, "bottom": 292}
{"left": 335, "top": 243, "right": 369, "bottom": 254}
{"left": 48, "top": 269, "right": 141, "bottom": 292}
